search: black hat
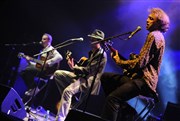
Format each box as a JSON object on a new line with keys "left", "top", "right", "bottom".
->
{"left": 88, "top": 29, "right": 104, "bottom": 40}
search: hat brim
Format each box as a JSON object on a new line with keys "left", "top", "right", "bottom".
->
{"left": 88, "top": 34, "right": 104, "bottom": 40}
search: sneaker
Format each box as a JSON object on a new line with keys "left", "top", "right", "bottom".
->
{"left": 55, "top": 115, "right": 65, "bottom": 121}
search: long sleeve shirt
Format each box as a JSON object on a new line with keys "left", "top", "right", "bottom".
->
{"left": 40, "top": 45, "right": 63, "bottom": 67}
{"left": 116, "top": 30, "right": 165, "bottom": 92}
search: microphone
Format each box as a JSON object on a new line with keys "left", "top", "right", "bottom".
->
{"left": 4, "top": 41, "right": 42, "bottom": 47}
{"left": 128, "top": 26, "right": 141, "bottom": 39}
{"left": 32, "top": 41, "right": 42, "bottom": 45}
{"left": 70, "top": 37, "right": 83, "bottom": 41}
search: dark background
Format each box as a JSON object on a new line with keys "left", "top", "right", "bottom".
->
{"left": 0, "top": 0, "right": 180, "bottom": 118}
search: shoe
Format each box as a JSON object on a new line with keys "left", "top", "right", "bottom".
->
{"left": 25, "top": 88, "right": 40, "bottom": 96}
{"left": 55, "top": 115, "right": 65, "bottom": 121}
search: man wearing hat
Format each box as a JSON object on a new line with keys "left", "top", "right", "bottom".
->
{"left": 54, "top": 29, "right": 107, "bottom": 121}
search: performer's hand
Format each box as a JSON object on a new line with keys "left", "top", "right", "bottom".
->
{"left": 25, "top": 55, "right": 31, "bottom": 61}
{"left": 68, "top": 58, "right": 74, "bottom": 70}
{"left": 25, "top": 55, "right": 32, "bottom": 64}
{"left": 111, "top": 50, "right": 121, "bottom": 64}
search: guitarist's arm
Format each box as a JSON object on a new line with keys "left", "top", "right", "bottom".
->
{"left": 23, "top": 55, "right": 36, "bottom": 66}
{"left": 111, "top": 50, "right": 126, "bottom": 63}
{"left": 65, "top": 50, "right": 89, "bottom": 77}
{"left": 106, "top": 42, "right": 138, "bottom": 70}
{"left": 111, "top": 49, "right": 139, "bottom": 70}
{"left": 109, "top": 46, "right": 129, "bottom": 69}
{"left": 45, "top": 50, "right": 63, "bottom": 67}
{"left": 69, "top": 57, "right": 89, "bottom": 77}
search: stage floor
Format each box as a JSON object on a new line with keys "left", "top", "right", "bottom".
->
{"left": 23, "top": 108, "right": 105, "bottom": 121}
{"left": 23, "top": 107, "right": 56, "bottom": 121}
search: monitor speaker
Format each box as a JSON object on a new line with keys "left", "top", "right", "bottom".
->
{"left": 0, "top": 84, "right": 26, "bottom": 120}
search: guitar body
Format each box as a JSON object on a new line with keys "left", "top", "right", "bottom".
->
{"left": 35, "top": 56, "right": 44, "bottom": 69}
{"left": 105, "top": 41, "right": 142, "bottom": 79}
{"left": 77, "top": 57, "right": 88, "bottom": 66}
{"left": 18, "top": 52, "right": 59, "bottom": 76}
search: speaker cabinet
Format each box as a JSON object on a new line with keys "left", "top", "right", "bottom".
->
{"left": 0, "top": 84, "right": 26, "bottom": 120}
{"left": 65, "top": 109, "right": 109, "bottom": 121}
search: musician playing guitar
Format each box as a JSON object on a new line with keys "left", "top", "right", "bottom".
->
{"left": 100, "top": 8, "right": 170, "bottom": 121}
{"left": 20, "top": 33, "right": 63, "bottom": 101}
{"left": 54, "top": 29, "right": 107, "bottom": 121}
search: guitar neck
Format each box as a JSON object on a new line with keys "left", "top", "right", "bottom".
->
{"left": 21, "top": 54, "right": 44, "bottom": 65}
{"left": 107, "top": 44, "right": 127, "bottom": 60}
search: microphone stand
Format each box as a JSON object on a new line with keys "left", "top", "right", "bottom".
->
{"left": 33, "top": 41, "right": 75, "bottom": 57}
{"left": 91, "top": 31, "right": 132, "bottom": 45}
{"left": 5, "top": 42, "right": 40, "bottom": 47}
{"left": 83, "top": 46, "right": 105, "bottom": 112}
{"left": 24, "top": 51, "right": 49, "bottom": 107}
{"left": 71, "top": 48, "right": 105, "bottom": 111}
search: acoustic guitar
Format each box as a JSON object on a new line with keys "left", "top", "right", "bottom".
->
{"left": 18, "top": 52, "right": 59, "bottom": 75}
